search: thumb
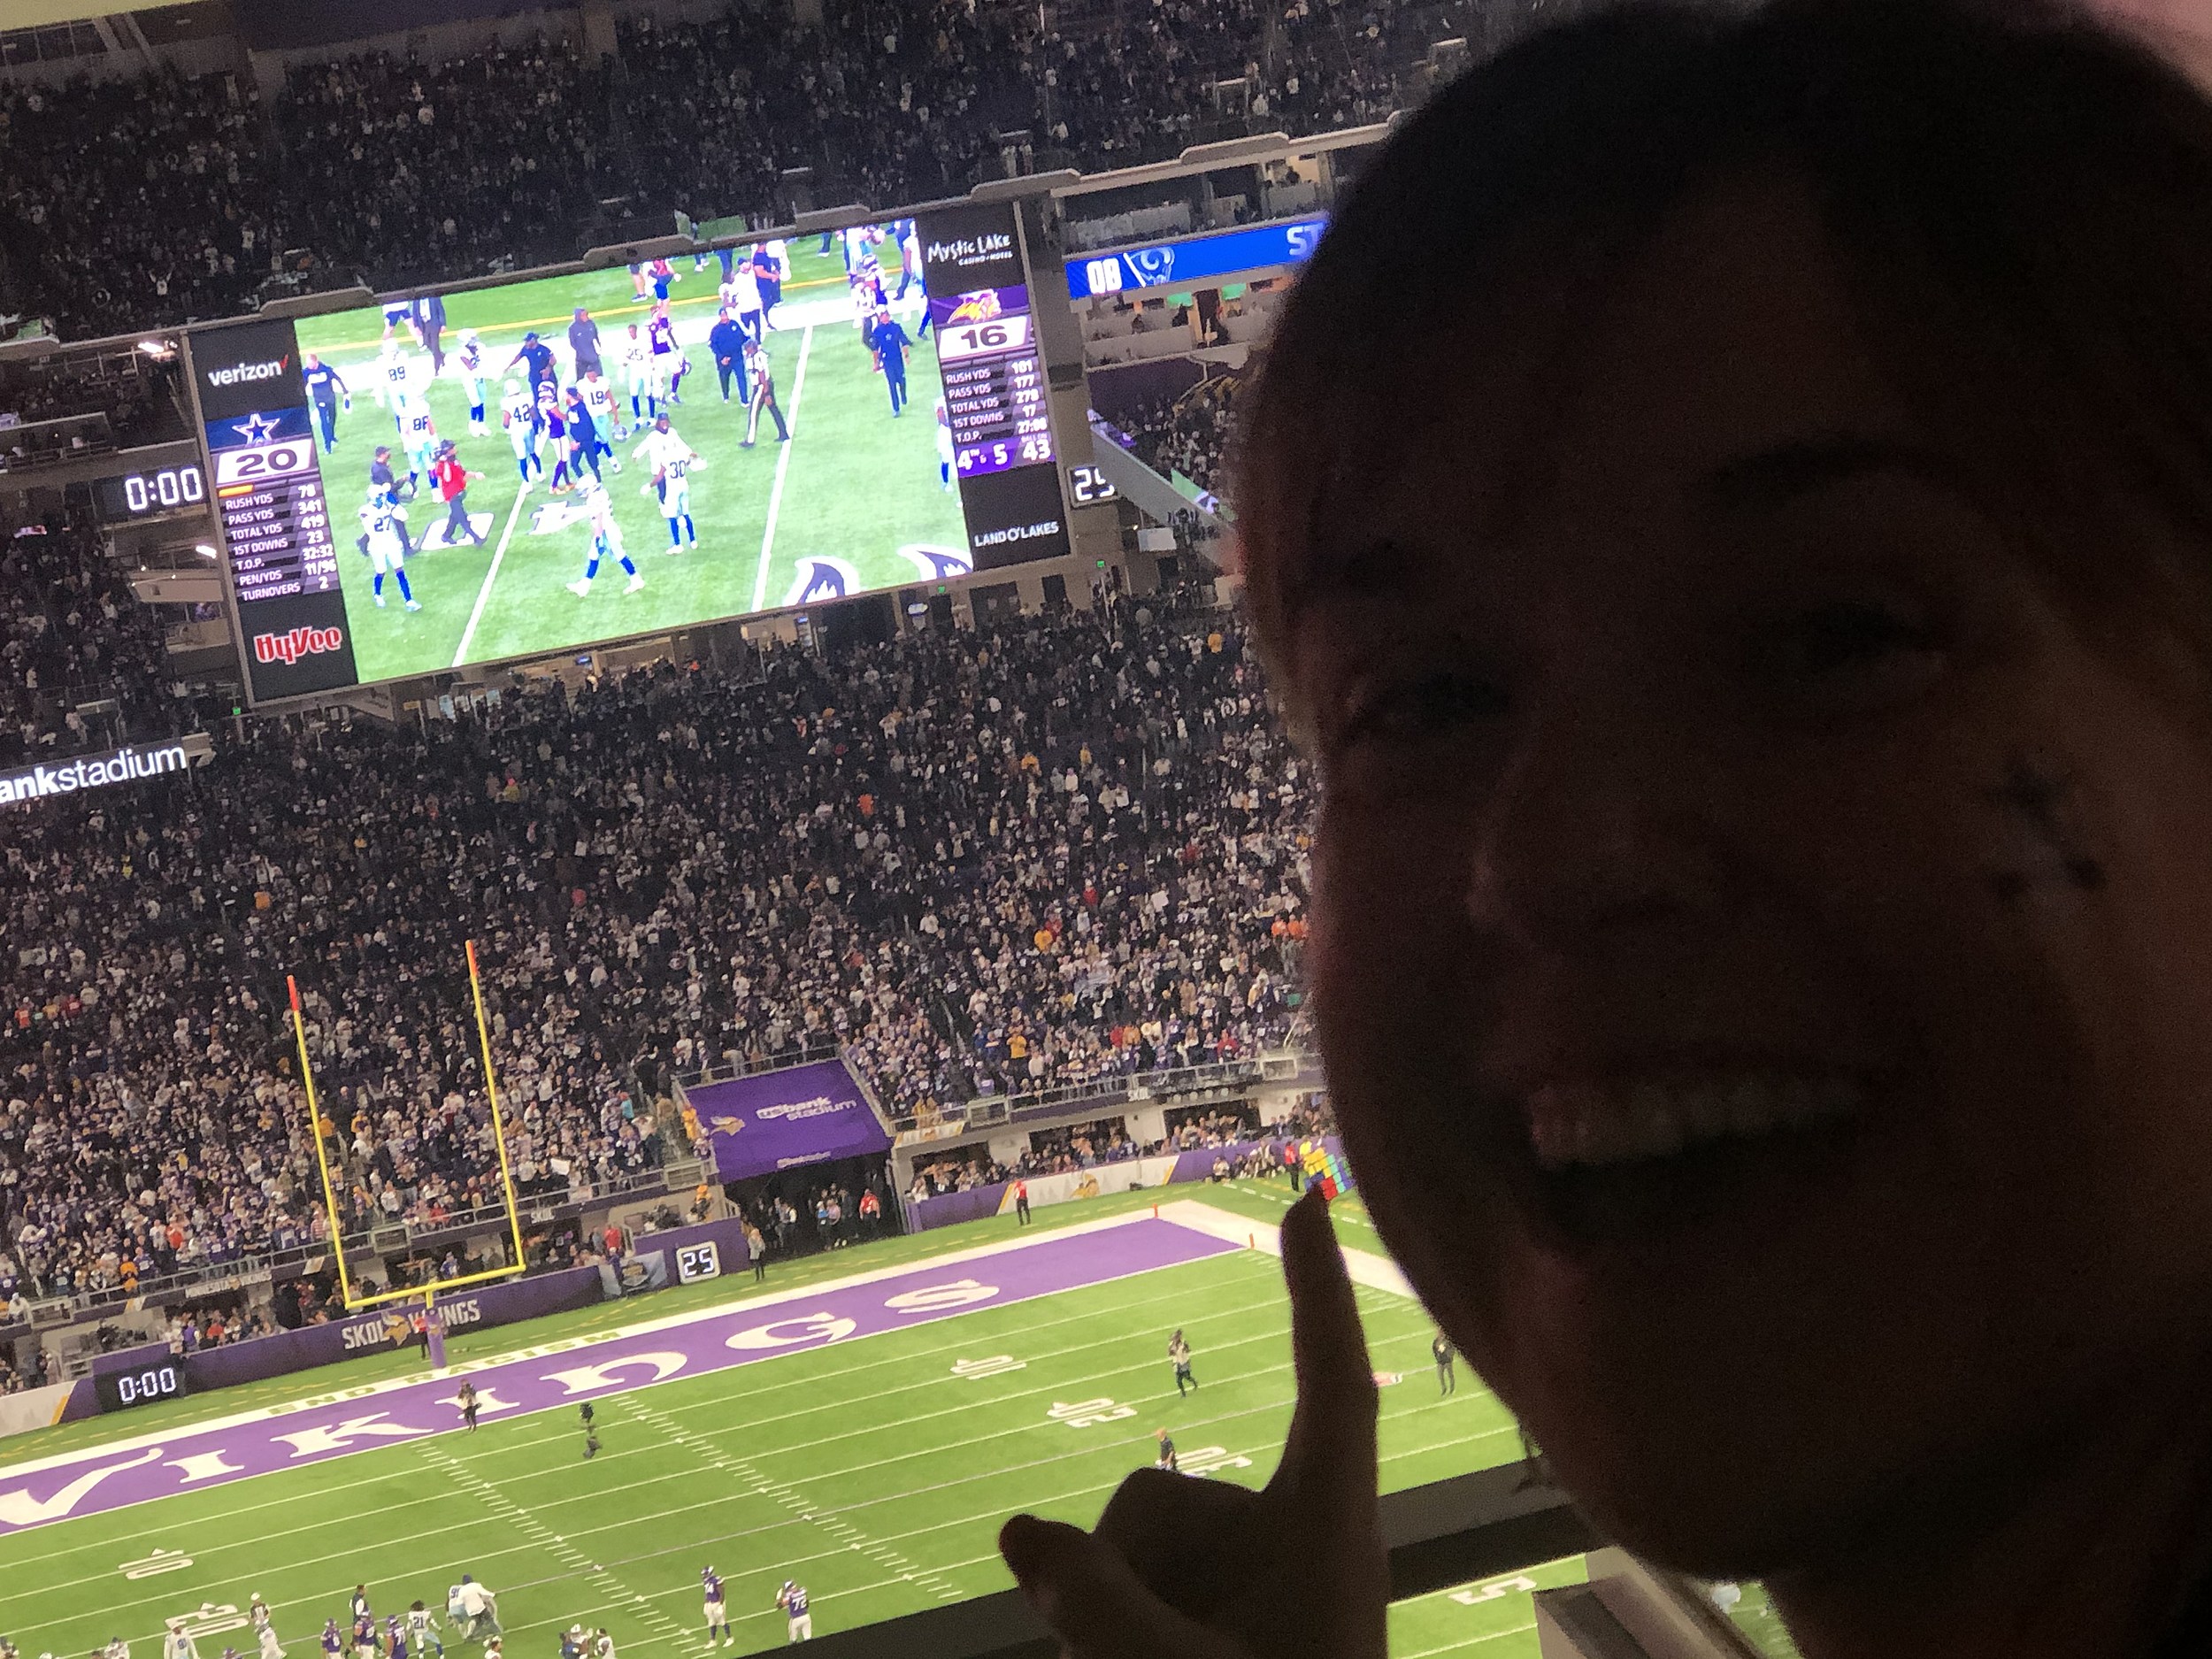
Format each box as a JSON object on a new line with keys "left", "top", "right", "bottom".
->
{"left": 1000, "top": 1514, "right": 1235, "bottom": 1659}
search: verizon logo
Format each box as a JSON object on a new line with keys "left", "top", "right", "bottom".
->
{"left": 207, "top": 355, "right": 291, "bottom": 388}
{"left": 253, "top": 625, "right": 344, "bottom": 665}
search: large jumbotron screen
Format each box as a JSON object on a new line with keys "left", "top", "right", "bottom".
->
{"left": 196, "top": 204, "right": 1071, "bottom": 703}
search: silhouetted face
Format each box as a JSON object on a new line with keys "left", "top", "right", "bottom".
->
{"left": 1286, "top": 176, "right": 2212, "bottom": 1572}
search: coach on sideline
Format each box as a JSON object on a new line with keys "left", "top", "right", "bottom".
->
{"left": 997, "top": 4, "right": 2212, "bottom": 1655}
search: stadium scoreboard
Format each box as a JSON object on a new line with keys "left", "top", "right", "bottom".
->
{"left": 193, "top": 201, "right": 1078, "bottom": 707}
{"left": 918, "top": 204, "right": 1074, "bottom": 572}
{"left": 187, "top": 317, "right": 360, "bottom": 702}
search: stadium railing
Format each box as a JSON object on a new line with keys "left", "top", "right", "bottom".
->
{"left": 751, "top": 1463, "right": 1608, "bottom": 1659}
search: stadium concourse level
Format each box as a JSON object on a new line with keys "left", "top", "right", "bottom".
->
{"left": 0, "top": 590, "right": 1308, "bottom": 1308}
{"left": 0, "top": 0, "right": 1486, "bottom": 340}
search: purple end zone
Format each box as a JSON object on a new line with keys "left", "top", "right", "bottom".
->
{"left": 0, "top": 1218, "right": 1237, "bottom": 1534}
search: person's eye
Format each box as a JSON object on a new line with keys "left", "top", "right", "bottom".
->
{"left": 1751, "top": 599, "right": 1946, "bottom": 710}
{"left": 1339, "top": 671, "right": 1510, "bottom": 749}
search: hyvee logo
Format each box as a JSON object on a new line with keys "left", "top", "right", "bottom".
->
{"left": 252, "top": 625, "right": 344, "bottom": 665}
{"left": 204, "top": 354, "right": 291, "bottom": 389}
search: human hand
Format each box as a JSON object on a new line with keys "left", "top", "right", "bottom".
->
{"left": 998, "top": 1187, "right": 1387, "bottom": 1659}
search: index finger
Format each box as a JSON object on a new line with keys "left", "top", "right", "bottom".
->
{"left": 1268, "top": 1185, "right": 1379, "bottom": 1509}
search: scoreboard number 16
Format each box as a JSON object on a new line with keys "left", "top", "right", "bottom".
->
{"left": 214, "top": 443, "right": 316, "bottom": 487}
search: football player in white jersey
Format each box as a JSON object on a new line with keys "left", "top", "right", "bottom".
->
{"left": 398, "top": 402, "right": 440, "bottom": 489}
{"left": 358, "top": 488, "right": 420, "bottom": 611}
{"left": 501, "top": 379, "right": 541, "bottom": 483}
{"left": 565, "top": 476, "right": 643, "bottom": 597}
{"left": 403, "top": 1605, "right": 442, "bottom": 1659}
{"left": 375, "top": 340, "right": 426, "bottom": 425}
{"left": 456, "top": 330, "right": 489, "bottom": 434}
{"left": 631, "top": 412, "right": 701, "bottom": 555}
{"left": 578, "top": 368, "right": 623, "bottom": 471}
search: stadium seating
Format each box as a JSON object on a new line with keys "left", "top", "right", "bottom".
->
{"left": 0, "top": 0, "right": 1493, "bottom": 341}
{"left": 0, "top": 589, "right": 1307, "bottom": 1313}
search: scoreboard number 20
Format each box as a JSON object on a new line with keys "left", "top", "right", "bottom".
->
{"left": 214, "top": 442, "right": 318, "bottom": 487}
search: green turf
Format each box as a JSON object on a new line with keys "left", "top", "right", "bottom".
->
{"left": 290, "top": 239, "right": 963, "bottom": 685}
{"left": 0, "top": 1189, "right": 1546, "bottom": 1659}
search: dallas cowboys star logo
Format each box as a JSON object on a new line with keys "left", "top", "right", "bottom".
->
{"left": 230, "top": 412, "right": 281, "bottom": 444}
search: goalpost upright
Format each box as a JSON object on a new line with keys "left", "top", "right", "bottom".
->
{"left": 288, "top": 941, "right": 533, "bottom": 1318}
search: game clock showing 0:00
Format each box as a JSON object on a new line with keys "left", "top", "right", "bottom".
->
{"left": 92, "top": 465, "right": 207, "bottom": 522}
{"left": 95, "top": 1361, "right": 190, "bottom": 1410}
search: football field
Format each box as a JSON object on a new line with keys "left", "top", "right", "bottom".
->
{"left": 0, "top": 1189, "right": 1580, "bottom": 1659}
{"left": 292, "top": 234, "right": 965, "bottom": 685}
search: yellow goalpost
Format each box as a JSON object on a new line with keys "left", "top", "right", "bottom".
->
{"left": 288, "top": 939, "right": 532, "bottom": 1314}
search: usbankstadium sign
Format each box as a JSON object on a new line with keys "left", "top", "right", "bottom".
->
{"left": 0, "top": 735, "right": 212, "bottom": 808}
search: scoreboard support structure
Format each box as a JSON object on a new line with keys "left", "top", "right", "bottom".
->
{"left": 287, "top": 941, "right": 530, "bottom": 1324}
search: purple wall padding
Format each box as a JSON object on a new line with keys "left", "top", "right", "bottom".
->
{"left": 630, "top": 1216, "right": 753, "bottom": 1270}
{"left": 169, "top": 1266, "right": 607, "bottom": 1394}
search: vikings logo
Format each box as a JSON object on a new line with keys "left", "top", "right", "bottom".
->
{"left": 945, "top": 289, "right": 1003, "bottom": 326}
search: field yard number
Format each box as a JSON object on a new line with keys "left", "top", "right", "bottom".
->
{"left": 886, "top": 1279, "right": 999, "bottom": 1313}
{"left": 1178, "top": 1446, "right": 1252, "bottom": 1476}
{"left": 171, "top": 1604, "right": 250, "bottom": 1640}
{"left": 952, "top": 1356, "right": 1026, "bottom": 1379}
{"left": 120, "top": 1548, "right": 193, "bottom": 1579}
{"left": 1450, "top": 1576, "right": 1540, "bottom": 1606}
{"left": 1048, "top": 1398, "right": 1136, "bottom": 1428}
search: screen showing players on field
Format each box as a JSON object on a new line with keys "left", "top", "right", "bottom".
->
{"left": 204, "top": 214, "right": 1061, "bottom": 702}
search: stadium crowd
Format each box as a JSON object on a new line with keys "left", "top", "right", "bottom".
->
{"left": 0, "top": 589, "right": 1309, "bottom": 1302}
{"left": 906, "top": 1098, "right": 1321, "bottom": 1197}
{"left": 0, "top": 0, "right": 1478, "bottom": 341}
{"left": 1121, "top": 375, "right": 1241, "bottom": 507}
{"left": 2, "top": 510, "right": 195, "bottom": 768}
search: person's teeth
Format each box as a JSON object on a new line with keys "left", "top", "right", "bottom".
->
{"left": 1527, "top": 1075, "right": 1867, "bottom": 1171}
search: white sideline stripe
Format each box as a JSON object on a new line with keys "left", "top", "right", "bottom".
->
{"left": 1154, "top": 1198, "right": 1417, "bottom": 1300}
{"left": 450, "top": 476, "right": 532, "bottom": 667}
{"left": 1, "top": 1202, "right": 1213, "bottom": 1483}
{"left": 747, "top": 324, "right": 812, "bottom": 614}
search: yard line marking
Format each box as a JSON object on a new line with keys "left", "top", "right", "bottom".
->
{"left": 614, "top": 1395, "right": 965, "bottom": 1608}
{"left": 6, "top": 1200, "right": 1265, "bottom": 1488}
{"left": 451, "top": 475, "right": 532, "bottom": 668}
{"left": 0, "top": 1240, "right": 1283, "bottom": 1571}
{"left": 748, "top": 324, "right": 812, "bottom": 614}
{"left": 8, "top": 1272, "right": 1445, "bottom": 1598}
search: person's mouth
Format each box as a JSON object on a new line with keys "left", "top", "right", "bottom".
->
{"left": 1475, "top": 1065, "right": 1886, "bottom": 1255}
{"left": 1525, "top": 1071, "right": 1869, "bottom": 1171}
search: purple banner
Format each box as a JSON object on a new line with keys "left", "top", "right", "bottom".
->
{"left": 0, "top": 1217, "right": 1236, "bottom": 1532}
{"left": 690, "top": 1059, "right": 893, "bottom": 1181}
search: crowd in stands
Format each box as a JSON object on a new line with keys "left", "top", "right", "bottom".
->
{"left": 0, "top": 351, "right": 183, "bottom": 453}
{"left": 1121, "top": 377, "right": 1240, "bottom": 507}
{"left": 906, "top": 1097, "right": 1326, "bottom": 1198}
{"left": 2, "top": 506, "right": 196, "bottom": 768}
{"left": 0, "top": 0, "right": 1486, "bottom": 340}
{"left": 0, "top": 589, "right": 1309, "bottom": 1303}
